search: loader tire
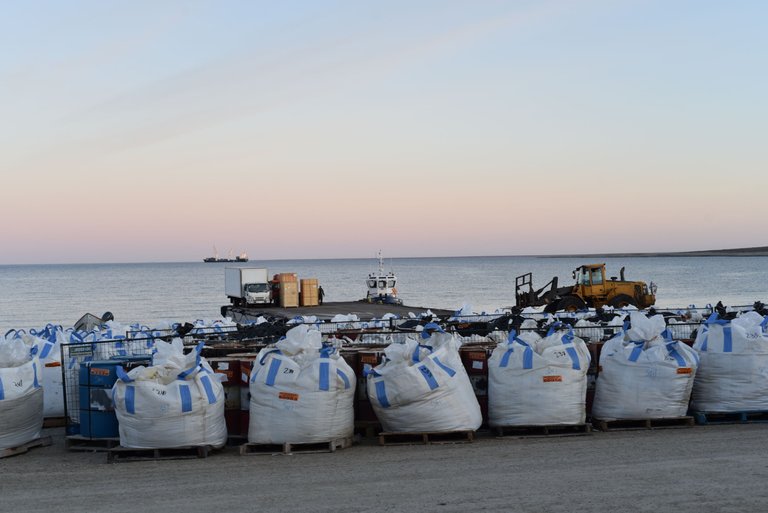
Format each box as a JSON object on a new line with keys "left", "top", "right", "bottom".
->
{"left": 609, "top": 294, "right": 636, "bottom": 309}
{"left": 557, "top": 296, "right": 587, "bottom": 312}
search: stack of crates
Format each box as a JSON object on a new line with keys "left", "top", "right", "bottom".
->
{"left": 355, "top": 349, "right": 386, "bottom": 425}
{"left": 277, "top": 273, "right": 299, "bottom": 307}
{"left": 300, "top": 278, "right": 319, "bottom": 306}
{"left": 206, "top": 357, "right": 242, "bottom": 437}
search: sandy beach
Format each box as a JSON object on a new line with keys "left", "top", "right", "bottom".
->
{"left": 4, "top": 424, "right": 767, "bottom": 513}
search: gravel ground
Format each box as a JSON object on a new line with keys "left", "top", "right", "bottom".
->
{"left": 3, "top": 424, "right": 768, "bottom": 513}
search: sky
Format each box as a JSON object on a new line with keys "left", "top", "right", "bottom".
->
{"left": 1, "top": 0, "right": 766, "bottom": 264}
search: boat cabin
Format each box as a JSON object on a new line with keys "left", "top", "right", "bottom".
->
{"left": 365, "top": 251, "right": 401, "bottom": 304}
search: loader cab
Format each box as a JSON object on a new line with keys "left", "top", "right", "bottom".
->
{"left": 574, "top": 264, "right": 607, "bottom": 297}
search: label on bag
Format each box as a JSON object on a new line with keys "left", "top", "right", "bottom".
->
{"left": 676, "top": 368, "right": 693, "bottom": 375}
{"left": 543, "top": 375, "right": 563, "bottom": 382}
{"left": 472, "top": 361, "right": 484, "bottom": 370}
{"left": 278, "top": 392, "right": 299, "bottom": 401}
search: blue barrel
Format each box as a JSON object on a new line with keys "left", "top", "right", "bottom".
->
{"left": 79, "top": 361, "right": 120, "bottom": 438}
{"left": 78, "top": 357, "right": 150, "bottom": 438}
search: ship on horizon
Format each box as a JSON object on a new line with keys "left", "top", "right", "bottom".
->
{"left": 204, "top": 246, "right": 248, "bottom": 263}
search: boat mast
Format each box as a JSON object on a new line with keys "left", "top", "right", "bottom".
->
{"left": 377, "top": 250, "right": 384, "bottom": 275}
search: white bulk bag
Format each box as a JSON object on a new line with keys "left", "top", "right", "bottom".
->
{"left": 0, "top": 337, "right": 44, "bottom": 449}
{"left": 489, "top": 326, "right": 590, "bottom": 426}
{"left": 592, "top": 312, "right": 699, "bottom": 420}
{"left": 692, "top": 312, "right": 768, "bottom": 412}
{"left": 248, "top": 325, "right": 355, "bottom": 444}
{"left": 112, "top": 340, "right": 227, "bottom": 448}
{"left": 366, "top": 326, "right": 481, "bottom": 433}
{"left": 23, "top": 325, "right": 66, "bottom": 418}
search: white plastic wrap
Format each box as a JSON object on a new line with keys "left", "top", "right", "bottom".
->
{"left": 112, "top": 340, "right": 227, "bottom": 449}
{"left": 489, "top": 326, "right": 590, "bottom": 426}
{"left": 0, "top": 342, "right": 44, "bottom": 449}
{"left": 248, "top": 325, "right": 355, "bottom": 444}
{"left": 592, "top": 312, "right": 699, "bottom": 420}
{"left": 691, "top": 312, "right": 768, "bottom": 412}
{"left": 366, "top": 328, "right": 481, "bottom": 433}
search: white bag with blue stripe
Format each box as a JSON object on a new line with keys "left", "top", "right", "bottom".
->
{"left": 366, "top": 328, "right": 481, "bottom": 433}
{"left": 691, "top": 312, "right": 768, "bottom": 412}
{"left": 592, "top": 312, "right": 699, "bottom": 420}
{"left": 488, "top": 325, "right": 590, "bottom": 427}
{"left": 248, "top": 325, "right": 355, "bottom": 444}
{"left": 19, "top": 325, "right": 66, "bottom": 418}
{"left": 0, "top": 337, "right": 44, "bottom": 449}
{"left": 112, "top": 340, "right": 227, "bottom": 449}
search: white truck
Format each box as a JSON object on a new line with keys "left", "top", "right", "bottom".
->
{"left": 225, "top": 267, "right": 271, "bottom": 306}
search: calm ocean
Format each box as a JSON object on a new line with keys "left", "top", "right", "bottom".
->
{"left": 1, "top": 256, "right": 767, "bottom": 333}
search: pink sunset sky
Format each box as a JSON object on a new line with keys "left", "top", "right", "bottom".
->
{"left": 1, "top": 1, "right": 766, "bottom": 265}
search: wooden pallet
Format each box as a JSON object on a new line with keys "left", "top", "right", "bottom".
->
{"left": 1, "top": 436, "right": 53, "bottom": 459}
{"left": 495, "top": 424, "right": 592, "bottom": 438}
{"left": 592, "top": 416, "right": 695, "bottom": 431}
{"left": 43, "top": 417, "right": 67, "bottom": 428}
{"left": 692, "top": 410, "right": 768, "bottom": 425}
{"left": 239, "top": 437, "right": 353, "bottom": 455}
{"left": 65, "top": 435, "right": 121, "bottom": 452}
{"left": 226, "top": 434, "right": 248, "bottom": 446}
{"left": 378, "top": 430, "right": 475, "bottom": 446}
{"left": 107, "top": 445, "right": 217, "bottom": 463}
{"left": 354, "top": 421, "right": 382, "bottom": 438}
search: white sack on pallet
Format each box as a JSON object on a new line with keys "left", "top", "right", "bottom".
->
{"left": 592, "top": 312, "right": 699, "bottom": 420}
{"left": 19, "top": 325, "right": 66, "bottom": 418}
{"left": 691, "top": 312, "right": 768, "bottom": 412}
{"left": 366, "top": 326, "right": 481, "bottom": 433}
{"left": 489, "top": 326, "right": 590, "bottom": 426}
{"left": 0, "top": 336, "right": 44, "bottom": 449}
{"left": 112, "top": 339, "right": 227, "bottom": 449}
{"left": 248, "top": 325, "right": 355, "bottom": 444}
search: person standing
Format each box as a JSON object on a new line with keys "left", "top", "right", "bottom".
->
{"left": 318, "top": 285, "right": 325, "bottom": 305}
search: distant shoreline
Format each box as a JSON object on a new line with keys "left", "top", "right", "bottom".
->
{"left": 537, "top": 246, "right": 768, "bottom": 258}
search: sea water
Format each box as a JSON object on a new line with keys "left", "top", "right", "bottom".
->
{"left": 1, "top": 256, "right": 766, "bottom": 333}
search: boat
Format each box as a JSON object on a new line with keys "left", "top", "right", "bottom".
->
{"left": 203, "top": 246, "right": 246, "bottom": 263}
{"left": 365, "top": 250, "right": 403, "bottom": 305}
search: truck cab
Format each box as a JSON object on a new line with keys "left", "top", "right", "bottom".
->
{"left": 243, "top": 282, "right": 270, "bottom": 304}
{"left": 225, "top": 267, "right": 270, "bottom": 306}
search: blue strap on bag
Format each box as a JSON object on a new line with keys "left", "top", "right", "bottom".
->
{"left": 336, "top": 369, "right": 351, "bottom": 389}
{"left": 116, "top": 365, "right": 134, "bottom": 383}
{"left": 319, "top": 350, "right": 330, "bottom": 391}
{"left": 265, "top": 357, "right": 282, "bottom": 387}
{"left": 560, "top": 329, "right": 581, "bottom": 370}
{"left": 411, "top": 343, "right": 433, "bottom": 363}
{"left": 701, "top": 313, "right": 732, "bottom": 352}
{"left": 500, "top": 330, "right": 532, "bottom": 368}
{"left": 420, "top": 322, "right": 445, "bottom": 340}
{"left": 125, "top": 386, "right": 136, "bottom": 414}
{"left": 418, "top": 364, "right": 439, "bottom": 390}
{"left": 199, "top": 375, "right": 217, "bottom": 404}
{"left": 628, "top": 340, "right": 645, "bottom": 362}
{"left": 432, "top": 356, "right": 456, "bottom": 377}
{"left": 374, "top": 380, "right": 390, "bottom": 408}
{"left": 179, "top": 384, "right": 193, "bottom": 412}
{"left": 177, "top": 342, "right": 205, "bottom": 379}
